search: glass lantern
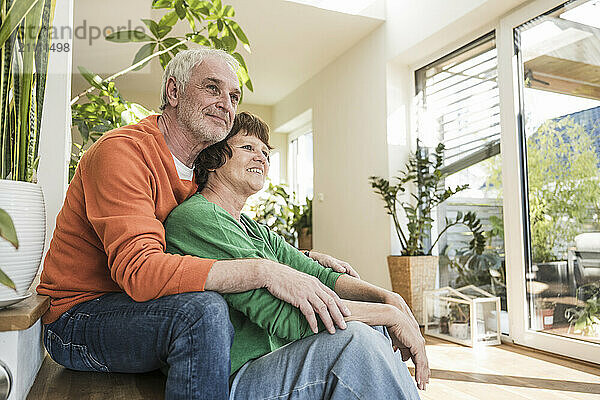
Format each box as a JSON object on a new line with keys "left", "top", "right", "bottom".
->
{"left": 424, "top": 285, "right": 501, "bottom": 346}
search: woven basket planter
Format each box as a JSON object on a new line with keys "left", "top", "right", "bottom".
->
{"left": 387, "top": 255, "right": 438, "bottom": 325}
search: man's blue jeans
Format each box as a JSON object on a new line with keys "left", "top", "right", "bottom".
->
{"left": 42, "top": 291, "right": 233, "bottom": 400}
{"left": 230, "top": 321, "right": 421, "bottom": 400}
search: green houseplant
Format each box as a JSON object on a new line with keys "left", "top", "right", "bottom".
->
{"left": 69, "top": 0, "right": 253, "bottom": 179}
{"left": 369, "top": 141, "right": 485, "bottom": 323}
{"left": 565, "top": 283, "right": 600, "bottom": 338}
{"left": 0, "top": 0, "right": 56, "bottom": 300}
{"left": 292, "top": 197, "right": 312, "bottom": 250}
{"left": 249, "top": 182, "right": 312, "bottom": 248}
{"left": 440, "top": 214, "right": 506, "bottom": 308}
{"left": 369, "top": 142, "right": 485, "bottom": 256}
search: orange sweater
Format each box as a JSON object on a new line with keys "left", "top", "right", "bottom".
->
{"left": 37, "top": 115, "right": 215, "bottom": 324}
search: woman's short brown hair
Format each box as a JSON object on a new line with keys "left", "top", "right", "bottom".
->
{"left": 194, "top": 111, "right": 272, "bottom": 190}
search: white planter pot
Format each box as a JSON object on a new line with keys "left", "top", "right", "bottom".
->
{"left": 0, "top": 180, "right": 46, "bottom": 300}
{"left": 449, "top": 322, "right": 470, "bottom": 340}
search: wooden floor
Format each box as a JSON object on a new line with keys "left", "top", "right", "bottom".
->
{"left": 27, "top": 335, "right": 600, "bottom": 399}
{"left": 417, "top": 335, "right": 600, "bottom": 400}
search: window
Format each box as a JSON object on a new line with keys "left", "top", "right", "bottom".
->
{"left": 287, "top": 128, "right": 314, "bottom": 203}
{"left": 268, "top": 151, "right": 281, "bottom": 184}
{"left": 415, "top": 33, "right": 508, "bottom": 326}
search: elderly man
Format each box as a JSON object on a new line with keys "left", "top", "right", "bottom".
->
{"left": 37, "top": 48, "right": 359, "bottom": 400}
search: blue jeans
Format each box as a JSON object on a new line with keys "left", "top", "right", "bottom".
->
{"left": 230, "top": 321, "right": 420, "bottom": 400}
{"left": 43, "top": 291, "right": 234, "bottom": 400}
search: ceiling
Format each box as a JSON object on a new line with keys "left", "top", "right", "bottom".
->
{"left": 71, "top": 0, "right": 384, "bottom": 107}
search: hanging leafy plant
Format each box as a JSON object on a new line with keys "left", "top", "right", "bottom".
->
{"left": 69, "top": 0, "right": 253, "bottom": 180}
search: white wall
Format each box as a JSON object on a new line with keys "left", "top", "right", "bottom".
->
{"left": 38, "top": 0, "right": 74, "bottom": 253}
{"left": 269, "top": 0, "right": 533, "bottom": 288}
{"left": 273, "top": 27, "right": 392, "bottom": 288}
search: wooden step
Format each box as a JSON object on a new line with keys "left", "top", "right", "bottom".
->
{"left": 27, "top": 355, "right": 166, "bottom": 400}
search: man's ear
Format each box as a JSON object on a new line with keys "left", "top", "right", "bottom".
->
{"left": 166, "top": 76, "right": 179, "bottom": 108}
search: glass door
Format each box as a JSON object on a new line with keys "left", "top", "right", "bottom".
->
{"left": 517, "top": 0, "right": 600, "bottom": 345}
{"left": 499, "top": 0, "right": 600, "bottom": 362}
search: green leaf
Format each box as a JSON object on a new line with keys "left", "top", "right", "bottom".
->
{"left": 152, "top": 0, "right": 173, "bottom": 9}
{"left": 228, "top": 21, "right": 250, "bottom": 48}
{"left": 185, "top": 11, "right": 197, "bottom": 31}
{"left": 0, "top": 208, "right": 18, "bottom": 248}
{"left": 211, "top": 37, "right": 224, "bottom": 50}
{"left": 77, "top": 66, "right": 104, "bottom": 90}
{"left": 159, "top": 10, "right": 179, "bottom": 28}
{"left": 208, "top": 22, "right": 219, "bottom": 37}
{"left": 0, "top": 0, "right": 42, "bottom": 48}
{"left": 131, "top": 42, "right": 156, "bottom": 71}
{"left": 106, "top": 30, "right": 154, "bottom": 43}
{"left": 141, "top": 19, "right": 160, "bottom": 38}
{"left": 231, "top": 51, "right": 248, "bottom": 70}
{"left": 0, "top": 268, "right": 16, "bottom": 291}
{"left": 189, "top": 34, "right": 210, "bottom": 46}
{"left": 79, "top": 122, "right": 90, "bottom": 142}
{"left": 221, "top": 34, "right": 236, "bottom": 52}
{"left": 174, "top": 0, "right": 186, "bottom": 18}
{"left": 213, "top": 0, "right": 222, "bottom": 11}
{"left": 222, "top": 5, "right": 235, "bottom": 17}
{"left": 156, "top": 25, "right": 172, "bottom": 39}
{"left": 158, "top": 44, "right": 172, "bottom": 68}
{"left": 188, "top": 0, "right": 212, "bottom": 15}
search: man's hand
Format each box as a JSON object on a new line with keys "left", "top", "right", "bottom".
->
{"left": 307, "top": 250, "right": 360, "bottom": 278}
{"left": 259, "top": 260, "right": 351, "bottom": 334}
{"left": 387, "top": 310, "right": 430, "bottom": 391}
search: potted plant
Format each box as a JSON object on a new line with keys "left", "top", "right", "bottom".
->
{"left": 250, "top": 182, "right": 296, "bottom": 245}
{"left": 441, "top": 215, "right": 507, "bottom": 307}
{"left": 292, "top": 197, "right": 312, "bottom": 250}
{"left": 369, "top": 141, "right": 486, "bottom": 323}
{"left": 249, "top": 182, "right": 313, "bottom": 249}
{"left": 565, "top": 283, "right": 600, "bottom": 338}
{"left": 448, "top": 302, "right": 470, "bottom": 340}
{"left": 0, "top": 0, "right": 55, "bottom": 302}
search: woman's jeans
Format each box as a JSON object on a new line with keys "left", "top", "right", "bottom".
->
{"left": 43, "top": 291, "right": 233, "bottom": 400}
{"left": 230, "top": 322, "right": 420, "bottom": 400}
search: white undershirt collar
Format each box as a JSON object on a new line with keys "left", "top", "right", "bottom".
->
{"left": 171, "top": 152, "right": 194, "bottom": 181}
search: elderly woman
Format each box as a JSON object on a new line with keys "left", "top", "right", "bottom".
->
{"left": 165, "top": 112, "right": 429, "bottom": 399}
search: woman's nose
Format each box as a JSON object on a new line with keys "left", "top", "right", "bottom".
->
{"left": 254, "top": 151, "right": 267, "bottom": 164}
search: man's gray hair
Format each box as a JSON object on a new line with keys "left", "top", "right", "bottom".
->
{"left": 159, "top": 47, "right": 239, "bottom": 111}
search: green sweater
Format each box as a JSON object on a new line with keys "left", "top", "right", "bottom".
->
{"left": 164, "top": 193, "right": 342, "bottom": 374}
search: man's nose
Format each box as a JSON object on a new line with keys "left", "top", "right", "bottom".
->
{"left": 217, "top": 92, "right": 235, "bottom": 116}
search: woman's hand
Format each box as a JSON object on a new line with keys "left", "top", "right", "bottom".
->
{"left": 307, "top": 250, "right": 360, "bottom": 278}
{"left": 383, "top": 291, "right": 420, "bottom": 332}
{"left": 387, "top": 311, "right": 431, "bottom": 391}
